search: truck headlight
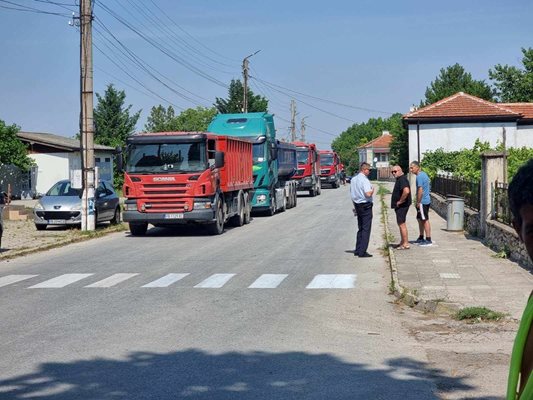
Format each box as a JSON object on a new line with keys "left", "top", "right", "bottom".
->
{"left": 124, "top": 203, "right": 137, "bottom": 211}
{"left": 193, "top": 201, "right": 212, "bottom": 210}
{"left": 256, "top": 194, "right": 267, "bottom": 204}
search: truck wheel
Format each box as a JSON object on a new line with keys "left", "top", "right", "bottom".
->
{"left": 207, "top": 202, "right": 224, "bottom": 235}
{"left": 317, "top": 183, "right": 322, "bottom": 195}
{"left": 293, "top": 191, "right": 298, "bottom": 207}
{"left": 279, "top": 195, "right": 287, "bottom": 212}
{"left": 243, "top": 193, "right": 251, "bottom": 224}
{"left": 230, "top": 193, "right": 245, "bottom": 227}
{"left": 309, "top": 188, "right": 316, "bottom": 197}
{"left": 129, "top": 222, "right": 148, "bottom": 236}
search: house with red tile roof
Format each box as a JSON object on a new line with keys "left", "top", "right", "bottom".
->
{"left": 403, "top": 92, "right": 533, "bottom": 163}
{"left": 357, "top": 131, "right": 393, "bottom": 168}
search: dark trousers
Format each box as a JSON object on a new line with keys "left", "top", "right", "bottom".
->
{"left": 354, "top": 202, "right": 373, "bottom": 255}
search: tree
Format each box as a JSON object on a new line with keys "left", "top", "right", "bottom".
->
{"left": 173, "top": 107, "right": 218, "bottom": 131}
{"left": 145, "top": 106, "right": 218, "bottom": 132}
{"left": 214, "top": 79, "right": 268, "bottom": 113}
{"left": 0, "top": 119, "right": 33, "bottom": 171}
{"left": 144, "top": 105, "right": 176, "bottom": 132}
{"left": 422, "top": 63, "right": 495, "bottom": 105}
{"left": 94, "top": 84, "right": 141, "bottom": 148}
{"left": 489, "top": 47, "right": 533, "bottom": 102}
{"left": 387, "top": 113, "right": 409, "bottom": 171}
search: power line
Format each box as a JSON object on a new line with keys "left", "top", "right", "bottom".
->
{"left": 95, "top": 1, "right": 229, "bottom": 89}
{"left": 252, "top": 75, "right": 394, "bottom": 115}
{"left": 0, "top": 0, "right": 71, "bottom": 16}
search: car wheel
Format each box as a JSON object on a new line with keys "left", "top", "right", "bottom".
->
{"left": 35, "top": 224, "right": 47, "bottom": 231}
{"left": 110, "top": 207, "right": 121, "bottom": 225}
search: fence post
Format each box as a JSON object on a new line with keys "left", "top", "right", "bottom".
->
{"left": 480, "top": 151, "right": 507, "bottom": 238}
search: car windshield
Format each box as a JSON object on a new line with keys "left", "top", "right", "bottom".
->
{"left": 125, "top": 142, "right": 207, "bottom": 173}
{"left": 296, "top": 149, "right": 309, "bottom": 164}
{"left": 46, "top": 181, "right": 81, "bottom": 197}
{"left": 320, "top": 154, "right": 334, "bottom": 166}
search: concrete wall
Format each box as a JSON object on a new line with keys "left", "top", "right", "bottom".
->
{"left": 30, "top": 151, "right": 114, "bottom": 195}
{"left": 408, "top": 121, "right": 523, "bottom": 162}
{"left": 430, "top": 192, "right": 532, "bottom": 270}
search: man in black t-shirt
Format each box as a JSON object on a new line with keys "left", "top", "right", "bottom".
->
{"left": 390, "top": 166, "right": 411, "bottom": 249}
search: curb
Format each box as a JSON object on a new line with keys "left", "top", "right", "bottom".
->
{"left": 379, "top": 185, "right": 461, "bottom": 316}
{"left": 0, "top": 224, "right": 127, "bottom": 261}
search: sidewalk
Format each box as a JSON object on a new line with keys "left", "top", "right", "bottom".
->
{"left": 381, "top": 181, "right": 533, "bottom": 320}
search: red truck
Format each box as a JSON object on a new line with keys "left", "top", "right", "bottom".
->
{"left": 121, "top": 132, "right": 253, "bottom": 235}
{"left": 319, "top": 150, "right": 341, "bottom": 188}
{"left": 291, "top": 141, "right": 321, "bottom": 196}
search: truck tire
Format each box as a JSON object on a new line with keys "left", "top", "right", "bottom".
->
{"left": 207, "top": 202, "right": 224, "bottom": 235}
{"left": 243, "top": 193, "right": 251, "bottom": 224}
{"left": 129, "top": 222, "right": 148, "bottom": 236}
{"left": 317, "top": 182, "right": 322, "bottom": 195}
{"left": 293, "top": 190, "right": 298, "bottom": 207}
{"left": 309, "top": 188, "right": 316, "bottom": 197}
{"left": 229, "top": 193, "right": 245, "bottom": 227}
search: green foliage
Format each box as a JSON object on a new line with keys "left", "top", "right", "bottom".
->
{"left": 387, "top": 113, "right": 409, "bottom": 171}
{"left": 421, "top": 140, "right": 533, "bottom": 181}
{"left": 144, "top": 105, "right": 176, "bottom": 132}
{"left": 422, "top": 63, "right": 495, "bottom": 105}
{"left": 454, "top": 306, "right": 505, "bottom": 322}
{"left": 214, "top": 79, "right": 268, "bottom": 113}
{"left": 489, "top": 47, "right": 533, "bottom": 102}
{"left": 332, "top": 114, "right": 401, "bottom": 175}
{"left": 0, "top": 119, "right": 34, "bottom": 171}
{"left": 145, "top": 105, "right": 217, "bottom": 132}
{"left": 94, "top": 84, "right": 141, "bottom": 148}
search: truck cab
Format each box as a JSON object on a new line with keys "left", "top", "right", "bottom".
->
{"left": 319, "top": 150, "right": 341, "bottom": 188}
{"left": 291, "top": 142, "right": 321, "bottom": 197}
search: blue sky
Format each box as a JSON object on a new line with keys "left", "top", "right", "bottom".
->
{"left": 0, "top": 0, "right": 531, "bottom": 150}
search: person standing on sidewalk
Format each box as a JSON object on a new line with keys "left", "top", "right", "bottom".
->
{"left": 350, "top": 162, "right": 374, "bottom": 258}
{"left": 410, "top": 161, "right": 432, "bottom": 246}
{"left": 507, "top": 159, "right": 533, "bottom": 400}
{"left": 390, "top": 165, "right": 411, "bottom": 249}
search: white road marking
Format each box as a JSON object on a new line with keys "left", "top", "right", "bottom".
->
{"left": 194, "top": 274, "right": 235, "bottom": 288}
{"left": 306, "top": 274, "right": 357, "bottom": 289}
{"left": 248, "top": 274, "right": 288, "bottom": 289}
{"left": 85, "top": 273, "right": 139, "bottom": 288}
{"left": 142, "top": 273, "right": 190, "bottom": 288}
{"left": 0, "top": 275, "right": 38, "bottom": 288}
{"left": 29, "top": 274, "right": 94, "bottom": 288}
{"left": 440, "top": 273, "right": 460, "bottom": 279}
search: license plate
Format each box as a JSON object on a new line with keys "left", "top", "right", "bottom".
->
{"left": 164, "top": 213, "right": 184, "bottom": 219}
{"left": 48, "top": 219, "right": 66, "bottom": 224}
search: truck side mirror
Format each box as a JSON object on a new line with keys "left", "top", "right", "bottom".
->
{"left": 215, "top": 151, "right": 225, "bottom": 168}
{"left": 270, "top": 144, "right": 278, "bottom": 161}
{"left": 115, "top": 147, "right": 124, "bottom": 172}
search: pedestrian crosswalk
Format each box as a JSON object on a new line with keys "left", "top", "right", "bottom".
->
{"left": 0, "top": 273, "right": 357, "bottom": 290}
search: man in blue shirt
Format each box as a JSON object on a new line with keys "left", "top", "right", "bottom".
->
{"left": 409, "top": 161, "right": 432, "bottom": 246}
{"left": 350, "top": 162, "right": 375, "bottom": 257}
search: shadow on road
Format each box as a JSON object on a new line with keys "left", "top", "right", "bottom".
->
{"left": 0, "top": 349, "right": 495, "bottom": 399}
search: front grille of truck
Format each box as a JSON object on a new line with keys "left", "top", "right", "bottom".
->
{"left": 141, "top": 183, "right": 188, "bottom": 196}
{"left": 142, "top": 199, "right": 189, "bottom": 213}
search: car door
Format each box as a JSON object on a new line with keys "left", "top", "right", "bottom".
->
{"left": 95, "top": 182, "right": 112, "bottom": 221}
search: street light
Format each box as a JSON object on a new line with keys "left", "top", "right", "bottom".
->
{"left": 242, "top": 50, "right": 261, "bottom": 113}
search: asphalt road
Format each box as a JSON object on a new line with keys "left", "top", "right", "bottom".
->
{"left": 0, "top": 186, "right": 439, "bottom": 399}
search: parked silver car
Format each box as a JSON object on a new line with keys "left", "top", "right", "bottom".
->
{"left": 33, "top": 180, "right": 121, "bottom": 230}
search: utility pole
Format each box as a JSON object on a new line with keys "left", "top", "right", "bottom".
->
{"left": 80, "top": 0, "right": 95, "bottom": 231}
{"left": 300, "top": 116, "right": 308, "bottom": 142}
{"left": 290, "top": 100, "right": 297, "bottom": 142}
{"left": 242, "top": 50, "right": 260, "bottom": 113}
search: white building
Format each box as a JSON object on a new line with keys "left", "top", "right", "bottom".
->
{"left": 403, "top": 92, "right": 533, "bottom": 163}
{"left": 16, "top": 131, "right": 116, "bottom": 197}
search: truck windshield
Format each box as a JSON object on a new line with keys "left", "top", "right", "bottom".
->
{"left": 125, "top": 142, "right": 207, "bottom": 173}
{"left": 320, "top": 154, "right": 334, "bottom": 166}
{"left": 296, "top": 149, "right": 309, "bottom": 164}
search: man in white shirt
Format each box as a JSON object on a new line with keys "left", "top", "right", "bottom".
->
{"left": 350, "top": 162, "right": 374, "bottom": 257}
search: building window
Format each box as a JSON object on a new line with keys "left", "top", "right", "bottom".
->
{"left": 375, "top": 152, "right": 389, "bottom": 162}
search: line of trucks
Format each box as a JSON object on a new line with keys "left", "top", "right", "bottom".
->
{"left": 119, "top": 112, "right": 344, "bottom": 236}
